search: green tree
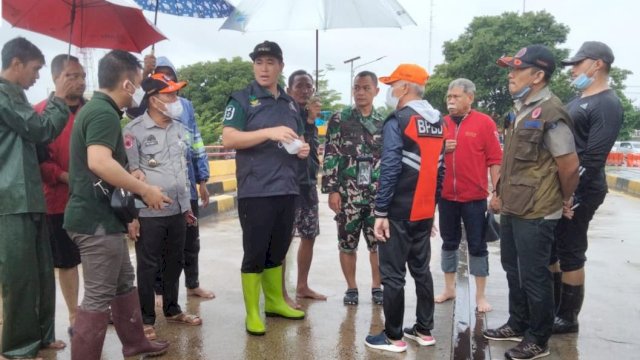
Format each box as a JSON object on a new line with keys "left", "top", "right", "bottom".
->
{"left": 178, "top": 57, "right": 254, "bottom": 144}
{"left": 314, "top": 65, "right": 344, "bottom": 113}
{"left": 424, "top": 11, "right": 570, "bottom": 122}
{"left": 609, "top": 68, "right": 640, "bottom": 140}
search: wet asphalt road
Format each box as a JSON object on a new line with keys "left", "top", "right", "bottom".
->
{"left": 2, "top": 190, "right": 639, "bottom": 359}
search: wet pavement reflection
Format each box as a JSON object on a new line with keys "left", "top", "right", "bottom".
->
{"left": 2, "top": 191, "right": 638, "bottom": 359}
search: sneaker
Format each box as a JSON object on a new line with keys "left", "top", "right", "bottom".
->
{"left": 483, "top": 323, "right": 524, "bottom": 342}
{"left": 403, "top": 325, "right": 436, "bottom": 346}
{"left": 505, "top": 341, "right": 550, "bottom": 360}
{"left": 371, "top": 288, "right": 383, "bottom": 305}
{"left": 364, "top": 331, "right": 407, "bottom": 353}
{"left": 343, "top": 288, "right": 358, "bottom": 305}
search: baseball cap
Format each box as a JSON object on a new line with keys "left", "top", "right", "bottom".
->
{"left": 497, "top": 44, "right": 556, "bottom": 76}
{"left": 141, "top": 73, "right": 187, "bottom": 98}
{"left": 379, "top": 64, "right": 429, "bottom": 86}
{"left": 249, "top": 41, "right": 283, "bottom": 62}
{"left": 561, "top": 41, "right": 614, "bottom": 66}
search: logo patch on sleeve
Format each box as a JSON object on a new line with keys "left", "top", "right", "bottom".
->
{"left": 223, "top": 105, "right": 235, "bottom": 121}
{"left": 124, "top": 134, "right": 134, "bottom": 149}
{"left": 415, "top": 117, "right": 443, "bottom": 137}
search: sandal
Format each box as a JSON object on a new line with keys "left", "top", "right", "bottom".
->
{"left": 343, "top": 288, "right": 359, "bottom": 305}
{"left": 166, "top": 312, "right": 202, "bottom": 326}
{"left": 143, "top": 325, "right": 157, "bottom": 341}
{"left": 372, "top": 288, "right": 384, "bottom": 305}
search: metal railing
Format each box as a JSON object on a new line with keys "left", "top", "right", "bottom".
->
{"left": 205, "top": 145, "right": 236, "bottom": 160}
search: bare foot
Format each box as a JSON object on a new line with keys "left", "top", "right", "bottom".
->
{"left": 187, "top": 287, "right": 216, "bottom": 299}
{"left": 44, "top": 340, "right": 67, "bottom": 350}
{"left": 285, "top": 293, "right": 302, "bottom": 309}
{"left": 296, "top": 287, "right": 327, "bottom": 300}
{"left": 155, "top": 294, "right": 163, "bottom": 308}
{"left": 476, "top": 295, "right": 492, "bottom": 313}
{"left": 434, "top": 290, "right": 456, "bottom": 303}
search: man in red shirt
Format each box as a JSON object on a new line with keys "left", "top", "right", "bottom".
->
{"left": 36, "top": 54, "right": 86, "bottom": 333}
{"left": 434, "top": 78, "right": 502, "bottom": 312}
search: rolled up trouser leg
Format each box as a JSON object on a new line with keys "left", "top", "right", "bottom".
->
{"left": 469, "top": 255, "right": 489, "bottom": 277}
{"left": 440, "top": 249, "right": 458, "bottom": 273}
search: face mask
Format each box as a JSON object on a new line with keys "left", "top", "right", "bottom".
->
{"left": 125, "top": 80, "right": 145, "bottom": 108}
{"left": 571, "top": 62, "right": 597, "bottom": 90}
{"left": 385, "top": 86, "right": 400, "bottom": 108}
{"left": 159, "top": 99, "right": 184, "bottom": 119}
{"left": 511, "top": 85, "right": 531, "bottom": 100}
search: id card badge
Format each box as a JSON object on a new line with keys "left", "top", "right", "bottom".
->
{"left": 357, "top": 156, "right": 373, "bottom": 187}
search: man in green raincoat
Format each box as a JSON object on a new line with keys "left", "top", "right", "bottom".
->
{"left": 0, "top": 37, "right": 72, "bottom": 359}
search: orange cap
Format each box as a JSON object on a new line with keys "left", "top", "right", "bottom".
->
{"left": 379, "top": 64, "right": 429, "bottom": 86}
{"left": 142, "top": 73, "right": 187, "bottom": 96}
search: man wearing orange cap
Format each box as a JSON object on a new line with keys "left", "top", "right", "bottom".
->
{"left": 484, "top": 45, "right": 579, "bottom": 360}
{"left": 123, "top": 73, "right": 202, "bottom": 341}
{"left": 365, "top": 64, "right": 445, "bottom": 353}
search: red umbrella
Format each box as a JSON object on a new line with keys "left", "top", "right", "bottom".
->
{"left": 2, "top": 0, "right": 167, "bottom": 53}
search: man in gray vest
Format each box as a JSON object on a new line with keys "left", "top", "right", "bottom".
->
{"left": 222, "top": 41, "right": 309, "bottom": 336}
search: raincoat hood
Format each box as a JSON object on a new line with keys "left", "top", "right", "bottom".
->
{"left": 155, "top": 56, "right": 178, "bottom": 80}
{"left": 406, "top": 99, "right": 440, "bottom": 124}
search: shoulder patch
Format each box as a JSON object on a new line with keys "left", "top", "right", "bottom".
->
{"left": 224, "top": 105, "right": 235, "bottom": 121}
{"left": 414, "top": 116, "right": 443, "bottom": 137}
{"left": 124, "top": 134, "right": 134, "bottom": 149}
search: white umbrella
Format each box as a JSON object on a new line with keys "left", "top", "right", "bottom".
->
{"left": 219, "top": 0, "right": 416, "bottom": 87}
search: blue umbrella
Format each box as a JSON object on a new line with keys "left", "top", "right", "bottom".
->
{"left": 134, "top": 0, "right": 234, "bottom": 50}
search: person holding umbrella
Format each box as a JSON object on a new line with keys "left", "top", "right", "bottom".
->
{"left": 222, "top": 40, "right": 309, "bottom": 336}
{"left": 0, "top": 36, "right": 72, "bottom": 360}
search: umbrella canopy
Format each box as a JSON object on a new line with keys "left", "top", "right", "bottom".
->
{"left": 2, "top": 0, "right": 167, "bottom": 53}
{"left": 220, "top": 0, "right": 415, "bottom": 31}
{"left": 134, "top": 0, "right": 234, "bottom": 19}
{"left": 220, "top": 0, "right": 416, "bottom": 88}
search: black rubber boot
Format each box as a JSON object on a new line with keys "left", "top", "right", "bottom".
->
{"left": 552, "top": 272, "right": 562, "bottom": 312}
{"left": 552, "top": 283, "right": 584, "bottom": 334}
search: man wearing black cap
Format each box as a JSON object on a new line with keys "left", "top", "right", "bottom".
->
{"left": 123, "top": 73, "right": 202, "bottom": 341}
{"left": 550, "top": 41, "right": 623, "bottom": 334}
{"left": 222, "top": 41, "right": 309, "bottom": 335}
{"left": 483, "top": 45, "right": 579, "bottom": 360}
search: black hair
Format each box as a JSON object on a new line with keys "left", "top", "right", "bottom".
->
{"left": 51, "top": 54, "right": 80, "bottom": 79}
{"left": 97, "top": 50, "right": 142, "bottom": 90}
{"left": 529, "top": 67, "right": 552, "bottom": 83}
{"left": 355, "top": 70, "right": 378, "bottom": 86}
{"left": 1, "top": 37, "right": 45, "bottom": 70}
{"left": 287, "top": 69, "right": 313, "bottom": 88}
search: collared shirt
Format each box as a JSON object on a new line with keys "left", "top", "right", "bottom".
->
{"left": 64, "top": 91, "right": 127, "bottom": 234}
{"left": 0, "top": 77, "right": 69, "bottom": 215}
{"left": 123, "top": 112, "right": 191, "bottom": 217}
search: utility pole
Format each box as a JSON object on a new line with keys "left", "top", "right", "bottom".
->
{"left": 428, "top": 0, "right": 434, "bottom": 70}
{"left": 344, "top": 56, "right": 361, "bottom": 104}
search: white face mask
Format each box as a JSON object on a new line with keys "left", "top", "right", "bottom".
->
{"left": 159, "top": 99, "right": 184, "bottom": 119}
{"left": 385, "top": 86, "right": 400, "bottom": 108}
{"left": 125, "top": 80, "right": 145, "bottom": 108}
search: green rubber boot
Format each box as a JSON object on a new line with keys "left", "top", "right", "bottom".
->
{"left": 262, "top": 266, "right": 305, "bottom": 320}
{"left": 241, "top": 272, "right": 266, "bottom": 336}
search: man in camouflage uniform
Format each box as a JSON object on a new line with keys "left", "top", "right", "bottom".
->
{"left": 322, "top": 71, "right": 384, "bottom": 306}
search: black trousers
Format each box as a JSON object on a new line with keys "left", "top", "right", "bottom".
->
{"left": 238, "top": 195, "right": 296, "bottom": 273}
{"left": 501, "top": 215, "right": 556, "bottom": 346}
{"left": 136, "top": 214, "right": 185, "bottom": 325}
{"left": 155, "top": 200, "right": 201, "bottom": 294}
{"left": 378, "top": 218, "right": 434, "bottom": 340}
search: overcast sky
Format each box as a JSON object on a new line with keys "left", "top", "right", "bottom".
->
{"left": 1, "top": 0, "right": 638, "bottom": 108}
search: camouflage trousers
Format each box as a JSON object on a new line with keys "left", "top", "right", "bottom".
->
{"left": 334, "top": 200, "right": 377, "bottom": 253}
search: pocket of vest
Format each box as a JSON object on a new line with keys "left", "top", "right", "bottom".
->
{"left": 514, "top": 129, "right": 543, "bottom": 161}
{"left": 502, "top": 177, "right": 538, "bottom": 217}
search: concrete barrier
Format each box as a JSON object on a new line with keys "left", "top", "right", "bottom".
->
{"left": 606, "top": 174, "right": 640, "bottom": 197}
